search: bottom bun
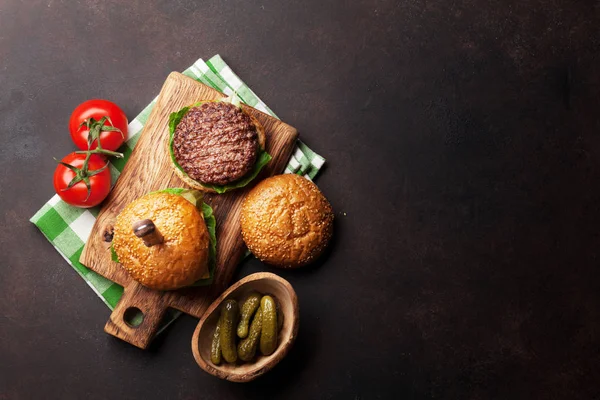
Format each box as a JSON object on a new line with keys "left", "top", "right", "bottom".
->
{"left": 171, "top": 164, "right": 217, "bottom": 193}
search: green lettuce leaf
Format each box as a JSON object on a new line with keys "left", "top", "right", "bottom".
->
{"left": 152, "top": 187, "right": 202, "bottom": 207}
{"left": 110, "top": 246, "right": 119, "bottom": 262}
{"left": 190, "top": 201, "right": 217, "bottom": 286}
{"left": 168, "top": 106, "right": 190, "bottom": 134}
{"left": 110, "top": 188, "right": 217, "bottom": 287}
{"left": 168, "top": 102, "right": 272, "bottom": 194}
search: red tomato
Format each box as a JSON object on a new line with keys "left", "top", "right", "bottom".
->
{"left": 53, "top": 153, "right": 111, "bottom": 208}
{"left": 69, "top": 100, "right": 128, "bottom": 152}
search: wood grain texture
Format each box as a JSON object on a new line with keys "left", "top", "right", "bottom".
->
{"left": 80, "top": 72, "right": 298, "bottom": 349}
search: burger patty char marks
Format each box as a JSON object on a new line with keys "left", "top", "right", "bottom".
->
{"left": 173, "top": 102, "right": 259, "bottom": 186}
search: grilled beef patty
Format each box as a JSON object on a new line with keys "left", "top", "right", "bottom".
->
{"left": 172, "top": 102, "right": 259, "bottom": 186}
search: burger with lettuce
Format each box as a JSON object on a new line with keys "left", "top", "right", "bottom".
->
{"left": 168, "top": 94, "right": 271, "bottom": 193}
{"left": 111, "top": 189, "right": 216, "bottom": 290}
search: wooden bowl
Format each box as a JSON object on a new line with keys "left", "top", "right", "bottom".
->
{"left": 191, "top": 272, "right": 300, "bottom": 382}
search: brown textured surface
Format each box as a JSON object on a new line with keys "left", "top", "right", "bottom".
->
{"left": 112, "top": 192, "right": 210, "bottom": 291}
{"left": 4, "top": 0, "right": 600, "bottom": 398}
{"left": 173, "top": 102, "right": 259, "bottom": 185}
{"left": 78, "top": 71, "right": 297, "bottom": 348}
{"left": 241, "top": 174, "right": 334, "bottom": 268}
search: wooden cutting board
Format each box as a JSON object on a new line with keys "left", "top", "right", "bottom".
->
{"left": 80, "top": 72, "right": 298, "bottom": 349}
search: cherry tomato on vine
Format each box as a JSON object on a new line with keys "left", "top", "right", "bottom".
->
{"left": 69, "top": 99, "right": 128, "bottom": 152}
{"left": 53, "top": 152, "right": 111, "bottom": 208}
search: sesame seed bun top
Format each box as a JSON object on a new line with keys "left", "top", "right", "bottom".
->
{"left": 240, "top": 174, "right": 334, "bottom": 268}
{"left": 112, "top": 192, "right": 209, "bottom": 290}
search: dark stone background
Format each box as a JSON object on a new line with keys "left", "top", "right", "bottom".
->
{"left": 1, "top": 0, "right": 600, "bottom": 398}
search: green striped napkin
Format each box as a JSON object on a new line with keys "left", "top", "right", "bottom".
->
{"left": 30, "top": 55, "right": 325, "bottom": 328}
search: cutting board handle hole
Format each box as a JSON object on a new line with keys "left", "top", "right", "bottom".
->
{"left": 123, "top": 307, "right": 145, "bottom": 328}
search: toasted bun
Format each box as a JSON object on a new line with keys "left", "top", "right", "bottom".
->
{"left": 241, "top": 174, "right": 334, "bottom": 268}
{"left": 169, "top": 104, "right": 266, "bottom": 192}
{"left": 112, "top": 192, "right": 210, "bottom": 290}
{"left": 172, "top": 164, "right": 218, "bottom": 193}
{"left": 247, "top": 112, "right": 266, "bottom": 150}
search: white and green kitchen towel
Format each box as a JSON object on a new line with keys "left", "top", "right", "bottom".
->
{"left": 30, "top": 55, "right": 325, "bottom": 317}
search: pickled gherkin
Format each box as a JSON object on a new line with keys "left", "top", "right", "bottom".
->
{"left": 219, "top": 299, "right": 239, "bottom": 363}
{"left": 210, "top": 320, "right": 222, "bottom": 365}
{"left": 259, "top": 295, "right": 278, "bottom": 356}
{"left": 237, "top": 292, "right": 262, "bottom": 339}
{"left": 237, "top": 307, "right": 263, "bottom": 361}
